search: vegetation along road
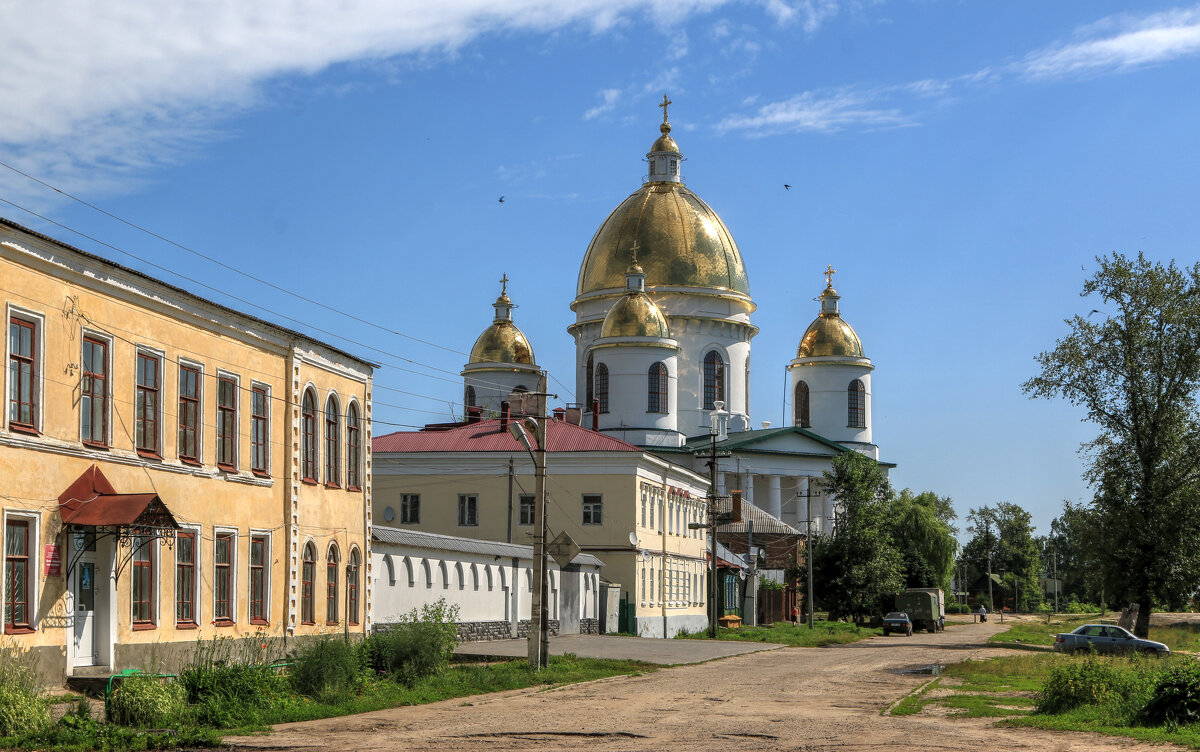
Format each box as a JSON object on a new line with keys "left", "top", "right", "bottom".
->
{"left": 225, "top": 619, "right": 1183, "bottom": 752}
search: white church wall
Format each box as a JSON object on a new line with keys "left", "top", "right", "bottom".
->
{"left": 790, "top": 360, "right": 873, "bottom": 446}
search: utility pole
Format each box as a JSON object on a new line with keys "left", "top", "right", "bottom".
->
{"left": 506, "top": 458, "right": 514, "bottom": 544}
{"left": 745, "top": 519, "right": 756, "bottom": 626}
{"left": 806, "top": 477, "right": 814, "bottom": 630}
{"left": 707, "top": 428, "right": 719, "bottom": 638}
{"left": 985, "top": 519, "right": 994, "bottom": 613}
{"left": 1053, "top": 550, "right": 1059, "bottom": 613}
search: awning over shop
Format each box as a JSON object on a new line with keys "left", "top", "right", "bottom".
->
{"left": 58, "top": 465, "right": 179, "bottom": 531}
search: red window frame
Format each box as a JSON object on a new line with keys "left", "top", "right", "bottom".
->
{"left": 81, "top": 336, "right": 108, "bottom": 446}
{"left": 301, "top": 390, "right": 317, "bottom": 483}
{"left": 251, "top": 386, "right": 268, "bottom": 476}
{"left": 326, "top": 545, "right": 339, "bottom": 625}
{"left": 8, "top": 317, "right": 36, "bottom": 432}
{"left": 135, "top": 353, "right": 160, "bottom": 456}
{"left": 795, "top": 381, "right": 810, "bottom": 428}
{"left": 703, "top": 351, "right": 725, "bottom": 410}
{"left": 249, "top": 535, "right": 267, "bottom": 624}
{"left": 214, "top": 533, "right": 233, "bottom": 624}
{"left": 132, "top": 535, "right": 155, "bottom": 628}
{"left": 346, "top": 404, "right": 360, "bottom": 491}
{"left": 647, "top": 362, "right": 667, "bottom": 414}
{"left": 847, "top": 379, "right": 865, "bottom": 428}
{"left": 175, "top": 531, "right": 196, "bottom": 626}
{"left": 4, "top": 519, "right": 31, "bottom": 633}
{"left": 216, "top": 376, "right": 237, "bottom": 470}
{"left": 301, "top": 545, "right": 315, "bottom": 625}
{"left": 178, "top": 366, "right": 200, "bottom": 463}
{"left": 595, "top": 363, "right": 609, "bottom": 414}
{"left": 324, "top": 397, "right": 340, "bottom": 488}
{"left": 347, "top": 551, "right": 360, "bottom": 626}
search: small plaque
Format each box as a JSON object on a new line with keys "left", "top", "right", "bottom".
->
{"left": 44, "top": 544, "right": 62, "bottom": 576}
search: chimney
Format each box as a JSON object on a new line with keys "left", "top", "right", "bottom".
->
{"left": 466, "top": 406, "right": 482, "bottom": 424}
{"left": 553, "top": 408, "right": 566, "bottom": 422}
{"left": 499, "top": 400, "right": 510, "bottom": 432}
{"left": 731, "top": 490, "right": 742, "bottom": 523}
{"left": 591, "top": 398, "right": 600, "bottom": 431}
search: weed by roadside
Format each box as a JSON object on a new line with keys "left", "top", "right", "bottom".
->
{"left": 676, "top": 620, "right": 882, "bottom": 647}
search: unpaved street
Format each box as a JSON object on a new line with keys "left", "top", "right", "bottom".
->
{"left": 225, "top": 620, "right": 1181, "bottom": 752}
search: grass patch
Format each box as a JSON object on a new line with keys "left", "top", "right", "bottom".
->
{"left": 888, "top": 678, "right": 939, "bottom": 716}
{"left": 990, "top": 616, "right": 1200, "bottom": 653}
{"left": 1152, "top": 622, "right": 1200, "bottom": 653}
{"left": 676, "top": 620, "right": 881, "bottom": 647}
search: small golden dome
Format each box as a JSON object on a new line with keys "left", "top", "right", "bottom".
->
{"left": 796, "top": 316, "right": 864, "bottom": 358}
{"left": 651, "top": 131, "right": 680, "bottom": 153}
{"left": 577, "top": 182, "right": 749, "bottom": 296}
{"left": 469, "top": 322, "right": 536, "bottom": 365}
{"left": 601, "top": 293, "right": 671, "bottom": 339}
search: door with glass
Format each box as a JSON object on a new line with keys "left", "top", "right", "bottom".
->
{"left": 71, "top": 533, "right": 97, "bottom": 667}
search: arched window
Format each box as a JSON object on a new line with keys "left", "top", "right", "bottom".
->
{"left": 595, "top": 363, "right": 609, "bottom": 413}
{"left": 486, "top": 566, "right": 494, "bottom": 591}
{"left": 326, "top": 543, "right": 340, "bottom": 625}
{"left": 795, "top": 381, "right": 810, "bottom": 428}
{"left": 585, "top": 352, "right": 595, "bottom": 410}
{"left": 440, "top": 561, "right": 449, "bottom": 589}
{"left": 301, "top": 389, "right": 318, "bottom": 482}
{"left": 464, "top": 385, "right": 476, "bottom": 408}
{"left": 422, "top": 559, "right": 432, "bottom": 588}
{"left": 347, "top": 548, "right": 360, "bottom": 626}
{"left": 346, "top": 402, "right": 361, "bottom": 490}
{"left": 848, "top": 379, "right": 865, "bottom": 428}
{"left": 384, "top": 555, "right": 395, "bottom": 586}
{"left": 404, "top": 557, "right": 415, "bottom": 587}
{"left": 703, "top": 351, "right": 725, "bottom": 410}
{"left": 324, "top": 395, "right": 340, "bottom": 486}
{"left": 471, "top": 564, "right": 480, "bottom": 591}
{"left": 455, "top": 562, "right": 465, "bottom": 590}
{"left": 647, "top": 362, "right": 668, "bottom": 413}
{"left": 301, "top": 543, "right": 316, "bottom": 625}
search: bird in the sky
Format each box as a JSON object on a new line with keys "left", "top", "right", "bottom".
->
{"left": 783, "top": 184, "right": 791, "bottom": 190}
{"left": 1089, "top": 309, "right": 1101, "bottom": 316}
{"left": 498, "top": 196, "right": 505, "bottom": 203}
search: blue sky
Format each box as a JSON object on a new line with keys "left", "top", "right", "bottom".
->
{"left": 3, "top": 1, "right": 1199, "bottom": 539}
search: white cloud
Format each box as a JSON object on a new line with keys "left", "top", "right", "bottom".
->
{"left": 716, "top": 89, "right": 910, "bottom": 134}
{"left": 1018, "top": 6, "right": 1200, "bottom": 80}
{"left": 584, "top": 89, "right": 623, "bottom": 120}
{"left": 763, "top": 0, "right": 840, "bottom": 32}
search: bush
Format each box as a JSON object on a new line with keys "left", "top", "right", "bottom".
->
{"left": 946, "top": 603, "right": 971, "bottom": 614}
{"left": 361, "top": 599, "right": 459, "bottom": 685}
{"left": 0, "top": 641, "right": 49, "bottom": 736}
{"left": 1140, "top": 661, "right": 1200, "bottom": 727}
{"left": 291, "top": 637, "right": 363, "bottom": 699}
{"left": 1036, "top": 656, "right": 1135, "bottom": 714}
{"left": 109, "top": 674, "right": 186, "bottom": 728}
{"left": 178, "top": 635, "right": 289, "bottom": 728}
{"left": 1064, "top": 597, "right": 1104, "bottom": 614}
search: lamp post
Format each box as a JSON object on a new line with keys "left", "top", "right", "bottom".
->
{"left": 508, "top": 378, "right": 552, "bottom": 669}
{"left": 707, "top": 401, "right": 728, "bottom": 637}
{"left": 804, "top": 478, "right": 815, "bottom": 629}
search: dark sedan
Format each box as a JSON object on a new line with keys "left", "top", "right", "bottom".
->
{"left": 882, "top": 612, "right": 913, "bottom": 636}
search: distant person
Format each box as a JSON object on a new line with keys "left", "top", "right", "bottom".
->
{"left": 791, "top": 606, "right": 799, "bottom": 625}
{"left": 979, "top": 604, "right": 987, "bottom": 623}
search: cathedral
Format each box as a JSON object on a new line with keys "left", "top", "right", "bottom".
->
{"left": 461, "top": 98, "right": 890, "bottom": 535}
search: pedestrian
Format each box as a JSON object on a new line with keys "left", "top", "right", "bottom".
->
{"left": 979, "top": 604, "right": 987, "bottom": 623}
{"left": 791, "top": 605, "right": 798, "bottom": 625}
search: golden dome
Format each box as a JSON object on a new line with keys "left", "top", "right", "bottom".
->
{"left": 577, "top": 182, "right": 749, "bottom": 296}
{"left": 469, "top": 322, "right": 535, "bottom": 366}
{"left": 651, "top": 133, "right": 680, "bottom": 153}
{"left": 797, "top": 285, "right": 864, "bottom": 358}
{"left": 601, "top": 293, "right": 671, "bottom": 338}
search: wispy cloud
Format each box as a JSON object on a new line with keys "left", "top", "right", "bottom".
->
{"left": 1017, "top": 6, "right": 1200, "bottom": 80}
{"left": 763, "top": 0, "right": 840, "bottom": 32}
{"left": 584, "top": 89, "right": 623, "bottom": 120}
{"left": 716, "top": 89, "right": 911, "bottom": 134}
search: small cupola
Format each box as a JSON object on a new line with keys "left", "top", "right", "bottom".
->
{"left": 646, "top": 94, "right": 683, "bottom": 185}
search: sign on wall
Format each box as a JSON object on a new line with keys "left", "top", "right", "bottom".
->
{"left": 44, "top": 544, "right": 62, "bottom": 576}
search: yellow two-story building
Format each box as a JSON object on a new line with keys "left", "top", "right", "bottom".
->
{"left": 0, "top": 218, "right": 373, "bottom": 684}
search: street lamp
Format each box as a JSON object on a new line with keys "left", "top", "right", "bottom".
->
{"left": 508, "top": 402, "right": 550, "bottom": 669}
{"left": 706, "top": 400, "right": 728, "bottom": 638}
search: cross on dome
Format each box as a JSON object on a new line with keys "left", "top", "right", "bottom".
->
{"left": 659, "top": 94, "right": 672, "bottom": 126}
{"left": 499, "top": 273, "right": 509, "bottom": 296}
{"left": 824, "top": 264, "right": 837, "bottom": 287}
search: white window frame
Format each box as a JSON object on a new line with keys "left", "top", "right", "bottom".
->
{"left": 249, "top": 382, "right": 271, "bottom": 476}
{"left": 128, "top": 529, "right": 160, "bottom": 627}
{"left": 457, "top": 494, "right": 478, "bottom": 526}
{"left": 176, "top": 358, "right": 205, "bottom": 464}
{"left": 79, "top": 328, "right": 113, "bottom": 447}
{"left": 134, "top": 346, "right": 165, "bottom": 457}
{"left": 212, "top": 527, "right": 238, "bottom": 624}
{"left": 2, "top": 510, "right": 40, "bottom": 632}
{"left": 247, "top": 529, "right": 272, "bottom": 625}
{"left": 582, "top": 494, "right": 602, "bottom": 525}
{"left": 174, "top": 524, "right": 202, "bottom": 626}
{"left": 214, "top": 370, "right": 241, "bottom": 471}
{"left": 400, "top": 493, "right": 420, "bottom": 524}
{"left": 6, "top": 305, "right": 46, "bottom": 434}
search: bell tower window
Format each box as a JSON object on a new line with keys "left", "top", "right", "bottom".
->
{"left": 847, "top": 379, "right": 865, "bottom": 428}
{"left": 595, "top": 363, "right": 609, "bottom": 414}
{"left": 795, "top": 381, "right": 810, "bottom": 428}
{"left": 703, "top": 351, "right": 725, "bottom": 410}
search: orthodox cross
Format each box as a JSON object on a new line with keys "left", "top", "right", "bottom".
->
{"left": 659, "top": 94, "right": 672, "bottom": 124}
{"left": 629, "top": 240, "right": 641, "bottom": 266}
{"left": 499, "top": 273, "right": 509, "bottom": 296}
{"left": 824, "top": 264, "right": 837, "bottom": 287}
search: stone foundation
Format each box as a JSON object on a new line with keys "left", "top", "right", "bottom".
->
{"left": 580, "top": 618, "right": 599, "bottom": 634}
{"left": 454, "top": 621, "right": 514, "bottom": 642}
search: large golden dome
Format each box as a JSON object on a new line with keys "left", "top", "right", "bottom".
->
{"left": 577, "top": 183, "right": 749, "bottom": 296}
{"left": 601, "top": 292, "right": 671, "bottom": 338}
{"left": 796, "top": 285, "right": 864, "bottom": 358}
{"left": 469, "top": 321, "right": 535, "bottom": 365}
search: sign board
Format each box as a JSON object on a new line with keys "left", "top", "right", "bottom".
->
{"left": 547, "top": 531, "right": 581, "bottom": 568}
{"left": 44, "top": 544, "right": 62, "bottom": 576}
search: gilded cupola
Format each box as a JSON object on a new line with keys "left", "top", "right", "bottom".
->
{"left": 600, "top": 255, "right": 672, "bottom": 339}
{"left": 467, "top": 277, "right": 536, "bottom": 366}
{"left": 796, "top": 268, "right": 865, "bottom": 359}
{"left": 575, "top": 95, "right": 750, "bottom": 298}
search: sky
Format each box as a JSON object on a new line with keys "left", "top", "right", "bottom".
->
{"left": 3, "top": 1, "right": 1198, "bottom": 540}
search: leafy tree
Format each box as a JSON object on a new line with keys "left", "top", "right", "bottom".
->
{"left": 810, "top": 452, "right": 902, "bottom": 625}
{"left": 1045, "top": 500, "right": 1105, "bottom": 607}
{"left": 1024, "top": 253, "right": 1200, "bottom": 636}
{"left": 965, "top": 503, "right": 1043, "bottom": 612}
{"left": 889, "top": 490, "right": 958, "bottom": 594}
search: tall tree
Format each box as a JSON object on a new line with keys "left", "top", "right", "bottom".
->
{"left": 966, "top": 503, "right": 1042, "bottom": 612}
{"left": 1024, "top": 253, "right": 1200, "bottom": 636}
{"left": 810, "top": 452, "right": 902, "bottom": 624}
{"left": 889, "top": 490, "right": 958, "bottom": 594}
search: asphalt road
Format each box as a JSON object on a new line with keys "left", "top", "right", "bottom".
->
{"left": 225, "top": 620, "right": 1182, "bottom": 752}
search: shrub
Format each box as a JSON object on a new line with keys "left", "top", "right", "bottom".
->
{"left": 291, "top": 637, "right": 363, "bottom": 699}
{"left": 361, "top": 599, "right": 459, "bottom": 685}
{"left": 108, "top": 674, "right": 186, "bottom": 728}
{"left": 946, "top": 603, "right": 971, "bottom": 614}
{"left": 1140, "top": 661, "right": 1200, "bottom": 726}
{"left": 1036, "top": 656, "right": 1134, "bottom": 714}
{"left": 1064, "top": 597, "right": 1104, "bottom": 614}
{"left": 0, "top": 641, "right": 49, "bottom": 736}
{"left": 178, "top": 635, "right": 289, "bottom": 728}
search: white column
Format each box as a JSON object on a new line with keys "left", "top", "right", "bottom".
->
{"left": 743, "top": 474, "right": 755, "bottom": 508}
{"left": 766, "top": 475, "right": 782, "bottom": 519}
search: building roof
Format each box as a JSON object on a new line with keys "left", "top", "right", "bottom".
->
{"left": 372, "top": 526, "right": 604, "bottom": 568}
{"left": 714, "top": 496, "right": 800, "bottom": 536}
{"left": 0, "top": 217, "right": 374, "bottom": 368}
{"left": 656, "top": 426, "right": 895, "bottom": 468}
{"left": 373, "top": 418, "right": 644, "bottom": 454}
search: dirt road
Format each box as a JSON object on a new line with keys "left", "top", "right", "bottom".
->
{"left": 225, "top": 620, "right": 1180, "bottom": 752}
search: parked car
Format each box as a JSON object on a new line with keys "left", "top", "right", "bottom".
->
{"left": 894, "top": 589, "right": 944, "bottom": 633}
{"left": 1053, "top": 624, "right": 1170, "bottom": 656}
{"left": 882, "top": 612, "right": 913, "bottom": 636}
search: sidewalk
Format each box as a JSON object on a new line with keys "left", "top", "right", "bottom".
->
{"left": 453, "top": 633, "right": 784, "bottom": 665}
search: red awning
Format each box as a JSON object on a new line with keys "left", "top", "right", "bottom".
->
{"left": 58, "top": 465, "right": 177, "bottom": 530}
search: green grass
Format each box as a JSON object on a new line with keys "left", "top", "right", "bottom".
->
{"left": 676, "top": 620, "right": 882, "bottom": 647}
{"left": 888, "top": 678, "right": 939, "bottom": 716}
{"left": 989, "top": 616, "right": 1200, "bottom": 652}
{"left": 1151, "top": 622, "right": 1200, "bottom": 652}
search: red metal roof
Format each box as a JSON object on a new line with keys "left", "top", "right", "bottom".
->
{"left": 58, "top": 464, "right": 177, "bottom": 528}
{"left": 373, "top": 419, "right": 643, "bottom": 454}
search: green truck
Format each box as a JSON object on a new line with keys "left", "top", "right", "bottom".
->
{"left": 894, "top": 588, "right": 945, "bottom": 633}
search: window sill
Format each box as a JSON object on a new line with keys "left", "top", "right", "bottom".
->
{"left": 8, "top": 423, "right": 39, "bottom": 437}
{"left": 3, "top": 626, "right": 35, "bottom": 635}
{"left": 347, "top": 485, "right": 361, "bottom": 493}
{"left": 250, "top": 618, "right": 269, "bottom": 626}
{"left": 82, "top": 440, "right": 109, "bottom": 450}
{"left": 132, "top": 622, "right": 156, "bottom": 631}
{"left": 217, "top": 463, "right": 237, "bottom": 473}
{"left": 300, "top": 620, "right": 314, "bottom": 626}
{"left": 301, "top": 478, "right": 318, "bottom": 486}
{"left": 176, "top": 621, "right": 198, "bottom": 630}
{"left": 325, "top": 621, "right": 339, "bottom": 627}
{"left": 180, "top": 457, "right": 202, "bottom": 467}
{"left": 252, "top": 470, "right": 271, "bottom": 479}
{"left": 136, "top": 449, "right": 162, "bottom": 460}
{"left": 324, "top": 483, "right": 340, "bottom": 490}
{"left": 213, "top": 620, "right": 235, "bottom": 628}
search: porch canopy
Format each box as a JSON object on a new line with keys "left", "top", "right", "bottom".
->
{"left": 58, "top": 465, "right": 179, "bottom": 532}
